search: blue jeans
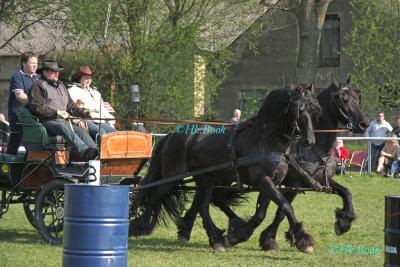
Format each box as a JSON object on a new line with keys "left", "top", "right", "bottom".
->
{"left": 371, "top": 143, "right": 385, "bottom": 166}
{"left": 391, "top": 161, "right": 400, "bottom": 176}
{"left": 42, "top": 119, "right": 97, "bottom": 156}
{"left": 86, "top": 120, "right": 117, "bottom": 142}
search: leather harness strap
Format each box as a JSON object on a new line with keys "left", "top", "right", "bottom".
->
{"left": 285, "top": 152, "right": 332, "bottom": 193}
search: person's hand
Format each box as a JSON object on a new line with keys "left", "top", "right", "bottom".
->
{"left": 83, "top": 110, "right": 92, "bottom": 119}
{"left": 57, "top": 110, "right": 70, "bottom": 119}
{"left": 78, "top": 120, "right": 86, "bottom": 128}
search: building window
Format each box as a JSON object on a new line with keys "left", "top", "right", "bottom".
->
{"left": 239, "top": 89, "right": 267, "bottom": 119}
{"left": 319, "top": 14, "right": 340, "bottom": 67}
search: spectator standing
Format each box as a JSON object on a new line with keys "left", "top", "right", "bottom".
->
{"left": 365, "top": 111, "right": 393, "bottom": 167}
{"left": 393, "top": 117, "right": 400, "bottom": 137}
{"left": 7, "top": 52, "right": 39, "bottom": 154}
{"left": 230, "top": 109, "right": 241, "bottom": 123}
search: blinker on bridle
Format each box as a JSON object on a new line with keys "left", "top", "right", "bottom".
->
{"left": 334, "top": 87, "right": 354, "bottom": 132}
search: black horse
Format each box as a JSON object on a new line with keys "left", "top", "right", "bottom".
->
{"left": 130, "top": 85, "right": 322, "bottom": 252}
{"left": 177, "top": 79, "right": 368, "bottom": 252}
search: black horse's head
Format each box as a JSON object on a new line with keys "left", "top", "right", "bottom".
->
{"left": 257, "top": 85, "right": 322, "bottom": 147}
{"left": 319, "top": 77, "right": 369, "bottom": 133}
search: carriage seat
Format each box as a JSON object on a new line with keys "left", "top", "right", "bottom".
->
{"left": 18, "top": 108, "right": 66, "bottom": 151}
{"left": 0, "top": 153, "right": 25, "bottom": 163}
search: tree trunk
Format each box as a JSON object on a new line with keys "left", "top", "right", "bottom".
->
{"left": 294, "top": 0, "right": 332, "bottom": 85}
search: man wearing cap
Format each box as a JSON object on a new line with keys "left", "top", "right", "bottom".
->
{"left": 68, "top": 66, "right": 116, "bottom": 142}
{"left": 7, "top": 52, "right": 39, "bottom": 154}
{"left": 29, "top": 61, "right": 98, "bottom": 161}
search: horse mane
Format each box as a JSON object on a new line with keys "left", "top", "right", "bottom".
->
{"left": 245, "top": 85, "right": 321, "bottom": 142}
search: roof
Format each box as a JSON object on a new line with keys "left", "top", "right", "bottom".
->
{"left": 0, "top": 0, "right": 276, "bottom": 56}
{"left": 0, "top": 22, "right": 95, "bottom": 56}
{"left": 197, "top": 1, "right": 271, "bottom": 52}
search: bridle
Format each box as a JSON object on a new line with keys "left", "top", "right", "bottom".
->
{"left": 332, "top": 86, "right": 355, "bottom": 132}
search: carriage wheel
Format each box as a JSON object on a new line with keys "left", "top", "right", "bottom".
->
{"left": 35, "top": 179, "right": 69, "bottom": 245}
{"left": 23, "top": 198, "right": 37, "bottom": 229}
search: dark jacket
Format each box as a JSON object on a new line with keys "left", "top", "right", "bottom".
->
{"left": 29, "top": 77, "right": 86, "bottom": 121}
{"left": 8, "top": 70, "right": 39, "bottom": 121}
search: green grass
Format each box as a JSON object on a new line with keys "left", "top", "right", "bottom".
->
{"left": 0, "top": 175, "right": 398, "bottom": 266}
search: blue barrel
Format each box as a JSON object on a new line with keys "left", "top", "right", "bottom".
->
{"left": 385, "top": 195, "right": 400, "bottom": 267}
{"left": 63, "top": 184, "right": 129, "bottom": 267}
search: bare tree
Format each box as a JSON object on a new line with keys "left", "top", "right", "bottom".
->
{"left": 261, "top": 0, "right": 332, "bottom": 84}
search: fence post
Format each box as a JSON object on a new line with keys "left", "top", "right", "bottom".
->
{"left": 367, "top": 140, "right": 372, "bottom": 174}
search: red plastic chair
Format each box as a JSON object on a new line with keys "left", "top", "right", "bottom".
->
{"left": 347, "top": 151, "right": 368, "bottom": 176}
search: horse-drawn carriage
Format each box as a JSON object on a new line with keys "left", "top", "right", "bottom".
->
{"left": 0, "top": 107, "right": 152, "bottom": 244}
{"left": 0, "top": 81, "right": 369, "bottom": 254}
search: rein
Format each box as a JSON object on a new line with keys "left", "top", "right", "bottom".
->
{"left": 90, "top": 116, "right": 351, "bottom": 133}
{"left": 89, "top": 117, "right": 235, "bottom": 126}
{"left": 314, "top": 129, "right": 349, "bottom": 133}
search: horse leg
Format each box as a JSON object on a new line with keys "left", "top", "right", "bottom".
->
{"left": 177, "top": 190, "right": 199, "bottom": 243}
{"left": 259, "top": 192, "right": 298, "bottom": 251}
{"left": 330, "top": 179, "right": 356, "bottom": 235}
{"left": 225, "top": 193, "right": 271, "bottom": 247}
{"left": 197, "top": 184, "right": 226, "bottom": 251}
{"left": 257, "top": 176, "right": 314, "bottom": 253}
{"left": 177, "top": 189, "right": 226, "bottom": 243}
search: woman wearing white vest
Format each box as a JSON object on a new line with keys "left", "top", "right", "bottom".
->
{"left": 68, "top": 66, "right": 116, "bottom": 142}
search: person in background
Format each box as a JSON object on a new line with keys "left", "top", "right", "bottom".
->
{"left": 230, "top": 109, "right": 241, "bottom": 123}
{"left": 376, "top": 133, "right": 399, "bottom": 175}
{"left": 68, "top": 66, "right": 116, "bottom": 142}
{"left": 389, "top": 146, "right": 400, "bottom": 178}
{"left": 365, "top": 111, "right": 393, "bottom": 167}
{"left": 393, "top": 117, "right": 400, "bottom": 137}
{"left": 332, "top": 139, "right": 350, "bottom": 175}
{"left": 7, "top": 52, "right": 39, "bottom": 154}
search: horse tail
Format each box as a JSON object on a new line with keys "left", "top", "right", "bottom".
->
{"left": 211, "top": 188, "right": 248, "bottom": 209}
{"left": 129, "top": 133, "right": 190, "bottom": 236}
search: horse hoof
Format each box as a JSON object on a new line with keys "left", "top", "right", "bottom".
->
{"left": 213, "top": 243, "right": 226, "bottom": 252}
{"left": 261, "top": 239, "right": 279, "bottom": 252}
{"left": 334, "top": 222, "right": 343, "bottom": 236}
{"left": 303, "top": 246, "right": 314, "bottom": 253}
{"left": 178, "top": 235, "right": 189, "bottom": 244}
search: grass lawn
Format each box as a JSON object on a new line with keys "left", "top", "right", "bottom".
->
{"left": 0, "top": 174, "right": 398, "bottom": 266}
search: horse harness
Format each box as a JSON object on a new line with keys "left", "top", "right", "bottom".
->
{"left": 132, "top": 125, "right": 333, "bottom": 193}
{"left": 227, "top": 123, "right": 333, "bottom": 194}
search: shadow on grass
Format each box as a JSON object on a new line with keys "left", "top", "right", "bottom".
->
{"left": 0, "top": 229, "right": 44, "bottom": 245}
{"left": 128, "top": 237, "right": 208, "bottom": 251}
{"left": 128, "top": 237, "right": 295, "bottom": 261}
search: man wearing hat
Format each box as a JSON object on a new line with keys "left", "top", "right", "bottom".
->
{"left": 68, "top": 66, "right": 116, "bottom": 142}
{"left": 7, "top": 52, "right": 39, "bottom": 154}
{"left": 29, "top": 61, "right": 98, "bottom": 161}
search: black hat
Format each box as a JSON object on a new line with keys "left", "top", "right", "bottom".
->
{"left": 37, "top": 61, "right": 64, "bottom": 73}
